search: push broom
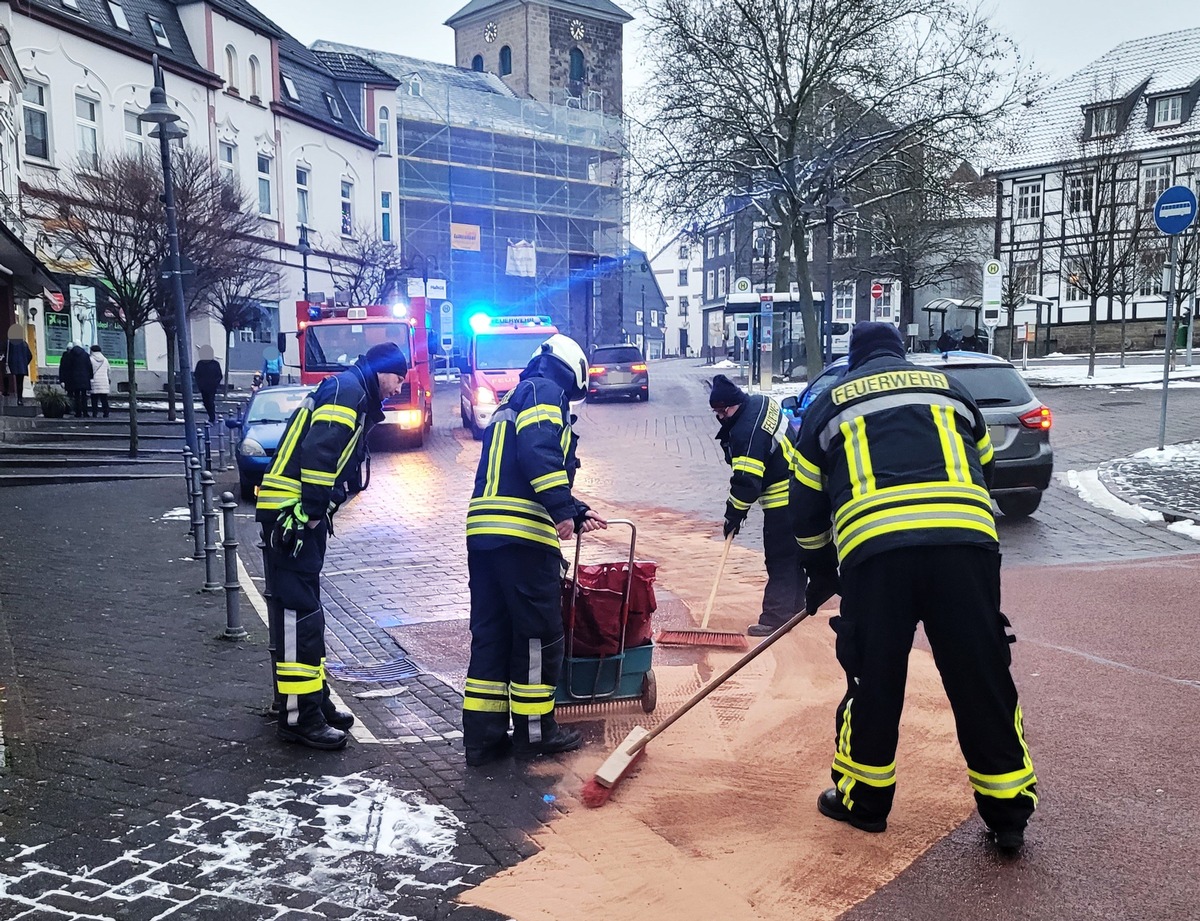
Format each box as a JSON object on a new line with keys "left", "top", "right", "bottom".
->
{"left": 655, "top": 533, "right": 749, "bottom": 650}
{"left": 582, "top": 605, "right": 813, "bottom": 807}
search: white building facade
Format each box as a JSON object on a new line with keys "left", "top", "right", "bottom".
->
{"left": 648, "top": 229, "right": 704, "bottom": 358}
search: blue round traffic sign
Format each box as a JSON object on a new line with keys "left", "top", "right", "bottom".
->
{"left": 1154, "top": 185, "right": 1198, "bottom": 235}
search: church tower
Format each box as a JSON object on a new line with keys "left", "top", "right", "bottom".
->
{"left": 446, "top": 0, "right": 631, "bottom": 117}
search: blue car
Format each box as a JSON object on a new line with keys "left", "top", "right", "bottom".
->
{"left": 228, "top": 385, "right": 312, "bottom": 502}
{"left": 781, "top": 351, "right": 1054, "bottom": 518}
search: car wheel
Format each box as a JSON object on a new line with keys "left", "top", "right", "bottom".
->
{"left": 640, "top": 388, "right": 650, "bottom": 402}
{"left": 996, "top": 491, "right": 1042, "bottom": 518}
{"left": 240, "top": 477, "right": 257, "bottom": 504}
{"left": 461, "top": 400, "right": 471, "bottom": 428}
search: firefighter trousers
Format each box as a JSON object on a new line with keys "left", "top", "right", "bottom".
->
{"left": 830, "top": 544, "right": 1037, "bottom": 834}
{"left": 261, "top": 525, "right": 332, "bottom": 731}
{"left": 463, "top": 543, "right": 565, "bottom": 752}
{"left": 761, "top": 504, "right": 807, "bottom": 627}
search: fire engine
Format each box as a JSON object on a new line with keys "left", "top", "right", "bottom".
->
{"left": 295, "top": 301, "right": 433, "bottom": 447}
{"left": 459, "top": 313, "right": 558, "bottom": 440}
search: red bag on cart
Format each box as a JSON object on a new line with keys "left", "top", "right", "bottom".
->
{"left": 562, "top": 560, "right": 657, "bottom": 657}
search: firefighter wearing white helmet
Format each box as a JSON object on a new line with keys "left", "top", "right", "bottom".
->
{"left": 462, "top": 332, "right": 608, "bottom": 767}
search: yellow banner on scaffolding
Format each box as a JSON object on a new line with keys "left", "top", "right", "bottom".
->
{"left": 450, "top": 223, "right": 481, "bottom": 252}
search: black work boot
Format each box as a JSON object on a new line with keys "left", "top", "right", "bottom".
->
{"left": 747, "top": 617, "right": 787, "bottom": 637}
{"left": 321, "top": 683, "right": 355, "bottom": 730}
{"left": 985, "top": 825, "right": 1025, "bottom": 854}
{"left": 514, "top": 726, "right": 583, "bottom": 759}
{"left": 465, "top": 735, "right": 513, "bottom": 767}
{"left": 278, "top": 721, "right": 348, "bottom": 751}
{"left": 817, "top": 788, "right": 887, "bottom": 833}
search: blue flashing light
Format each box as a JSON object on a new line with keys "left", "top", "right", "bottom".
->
{"left": 307, "top": 305, "right": 322, "bottom": 320}
{"left": 468, "top": 312, "right": 492, "bottom": 334}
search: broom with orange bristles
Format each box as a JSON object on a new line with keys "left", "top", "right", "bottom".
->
{"left": 581, "top": 606, "right": 814, "bottom": 807}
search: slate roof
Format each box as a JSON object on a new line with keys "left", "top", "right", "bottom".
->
{"left": 275, "top": 31, "right": 376, "bottom": 147}
{"left": 1003, "top": 26, "right": 1200, "bottom": 174}
{"left": 445, "top": 0, "right": 632, "bottom": 27}
{"left": 312, "top": 49, "right": 398, "bottom": 87}
{"left": 171, "top": 0, "right": 280, "bottom": 38}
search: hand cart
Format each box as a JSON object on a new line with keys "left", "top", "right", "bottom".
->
{"left": 556, "top": 519, "right": 658, "bottom": 713}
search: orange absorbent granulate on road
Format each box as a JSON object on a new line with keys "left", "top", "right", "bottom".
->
{"left": 459, "top": 505, "right": 976, "bottom": 921}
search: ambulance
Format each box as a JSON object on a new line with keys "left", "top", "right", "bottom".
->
{"left": 459, "top": 314, "right": 558, "bottom": 440}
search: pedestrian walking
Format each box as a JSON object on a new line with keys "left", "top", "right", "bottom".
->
{"left": 88, "top": 344, "right": 111, "bottom": 418}
{"left": 261, "top": 348, "right": 284, "bottom": 387}
{"left": 462, "top": 333, "right": 607, "bottom": 767}
{"left": 255, "top": 341, "right": 408, "bottom": 750}
{"left": 193, "top": 345, "right": 223, "bottom": 424}
{"left": 5, "top": 326, "right": 33, "bottom": 406}
{"left": 708, "top": 374, "right": 807, "bottom": 636}
{"left": 60, "top": 341, "right": 92, "bottom": 418}
{"left": 790, "top": 321, "right": 1037, "bottom": 852}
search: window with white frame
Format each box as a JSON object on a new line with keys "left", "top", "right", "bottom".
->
{"left": 22, "top": 83, "right": 50, "bottom": 160}
{"left": 1067, "top": 173, "right": 1095, "bottom": 214}
{"left": 124, "top": 110, "right": 145, "bottom": 155}
{"left": 408, "top": 76, "right": 422, "bottom": 97}
{"left": 378, "top": 106, "right": 390, "bottom": 153}
{"left": 1015, "top": 181, "right": 1042, "bottom": 220}
{"left": 706, "top": 270, "right": 714, "bottom": 299}
{"left": 1011, "top": 261, "right": 1039, "bottom": 297}
{"left": 728, "top": 226, "right": 735, "bottom": 251}
{"left": 340, "top": 180, "right": 354, "bottom": 236}
{"left": 1154, "top": 96, "right": 1182, "bottom": 127}
{"left": 872, "top": 280, "right": 896, "bottom": 320}
{"left": 650, "top": 310, "right": 659, "bottom": 327}
{"left": 281, "top": 75, "right": 299, "bottom": 101}
{"left": 678, "top": 268, "right": 688, "bottom": 286}
{"left": 1137, "top": 248, "right": 1165, "bottom": 297}
{"left": 1063, "top": 272, "right": 1086, "bottom": 302}
{"left": 718, "top": 232, "right": 726, "bottom": 256}
{"left": 833, "top": 214, "right": 857, "bottom": 258}
{"left": 381, "top": 191, "right": 392, "bottom": 242}
{"left": 295, "top": 166, "right": 310, "bottom": 226}
{"left": 718, "top": 267, "right": 727, "bottom": 296}
{"left": 75, "top": 95, "right": 99, "bottom": 170}
{"left": 325, "top": 93, "right": 342, "bottom": 120}
{"left": 705, "top": 236, "right": 714, "bottom": 258}
{"left": 224, "top": 45, "right": 238, "bottom": 91}
{"left": 62, "top": 0, "right": 79, "bottom": 9}
{"left": 147, "top": 16, "right": 170, "bottom": 47}
{"left": 677, "top": 243, "right": 689, "bottom": 260}
{"left": 833, "top": 281, "right": 855, "bottom": 320}
{"left": 678, "top": 295, "right": 689, "bottom": 316}
{"left": 107, "top": 1, "right": 130, "bottom": 31}
{"left": 870, "top": 216, "right": 888, "bottom": 256}
{"left": 1141, "top": 162, "right": 1171, "bottom": 209}
{"left": 752, "top": 222, "right": 770, "bottom": 262}
{"left": 1091, "top": 105, "right": 1119, "bottom": 137}
{"left": 218, "top": 142, "right": 236, "bottom": 185}
{"left": 248, "top": 56, "right": 261, "bottom": 101}
{"left": 257, "top": 155, "right": 273, "bottom": 216}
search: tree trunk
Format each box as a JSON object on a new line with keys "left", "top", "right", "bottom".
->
{"left": 1119, "top": 296, "right": 1128, "bottom": 369}
{"left": 789, "top": 226, "right": 823, "bottom": 382}
{"left": 224, "top": 327, "right": 232, "bottom": 398}
{"left": 165, "top": 327, "right": 177, "bottom": 423}
{"left": 1087, "top": 294, "right": 1098, "bottom": 378}
{"left": 124, "top": 326, "right": 139, "bottom": 458}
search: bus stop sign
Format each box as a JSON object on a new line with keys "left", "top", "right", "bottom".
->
{"left": 1154, "top": 186, "right": 1198, "bottom": 235}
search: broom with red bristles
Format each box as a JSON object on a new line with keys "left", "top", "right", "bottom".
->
{"left": 581, "top": 606, "right": 814, "bottom": 807}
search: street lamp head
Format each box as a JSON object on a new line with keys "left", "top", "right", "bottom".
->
{"left": 139, "top": 85, "right": 180, "bottom": 126}
{"left": 148, "top": 120, "right": 188, "bottom": 142}
{"left": 297, "top": 225, "right": 313, "bottom": 257}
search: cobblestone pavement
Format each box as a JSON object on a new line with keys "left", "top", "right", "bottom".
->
{"left": 3, "top": 358, "right": 1199, "bottom": 919}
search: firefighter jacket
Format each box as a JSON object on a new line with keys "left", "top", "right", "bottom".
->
{"left": 717, "top": 393, "right": 796, "bottom": 518}
{"left": 255, "top": 359, "right": 384, "bottom": 524}
{"left": 790, "top": 354, "right": 996, "bottom": 571}
{"left": 466, "top": 373, "right": 586, "bottom": 553}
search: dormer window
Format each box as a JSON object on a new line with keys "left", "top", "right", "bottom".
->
{"left": 408, "top": 76, "right": 422, "bottom": 97}
{"left": 281, "top": 75, "right": 299, "bottom": 101}
{"left": 1091, "top": 105, "right": 1120, "bottom": 137}
{"left": 1154, "top": 95, "right": 1183, "bottom": 127}
{"left": 62, "top": 0, "right": 80, "bottom": 10}
{"left": 107, "top": 1, "right": 131, "bottom": 32}
{"left": 148, "top": 16, "right": 170, "bottom": 48}
{"left": 325, "top": 92, "right": 342, "bottom": 120}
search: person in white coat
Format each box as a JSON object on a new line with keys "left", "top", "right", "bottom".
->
{"left": 89, "top": 344, "right": 111, "bottom": 418}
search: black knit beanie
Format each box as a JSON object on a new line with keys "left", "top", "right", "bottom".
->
{"left": 363, "top": 341, "right": 409, "bottom": 377}
{"left": 708, "top": 374, "right": 747, "bottom": 408}
{"left": 847, "top": 322, "right": 905, "bottom": 369}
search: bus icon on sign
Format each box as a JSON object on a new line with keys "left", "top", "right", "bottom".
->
{"left": 1159, "top": 202, "right": 1193, "bottom": 219}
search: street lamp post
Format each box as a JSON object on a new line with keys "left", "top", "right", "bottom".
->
{"left": 823, "top": 189, "right": 850, "bottom": 364}
{"left": 297, "top": 225, "right": 313, "bottom": 302}
{"left": 140, "top": 54, "right": 199, "bottom": 459}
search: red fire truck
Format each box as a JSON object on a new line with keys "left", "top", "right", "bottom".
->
{"left": 294, "top": 301, "right": 433, "bottom": 447}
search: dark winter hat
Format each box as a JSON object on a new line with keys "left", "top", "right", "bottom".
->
{"left": 847, "top": 321, "right": 905, "bottom": 369}
{"left": 90, "top": 344, "right": 102, "bottom": 352}
{"left": 363, "top": 341, "right": 409, "bottom": 377}
{"left": 708, "top": 374, "right": 748, "bottom": 408}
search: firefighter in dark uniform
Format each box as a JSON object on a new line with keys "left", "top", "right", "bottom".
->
{"left": 708, "top": 374, "right": 807, "bottom": 636}
{"left": 462, "top": 333, "right": 607, "bottom": 767}
{"left": 790, "top": 322, "right": 1037, "bottom": 852}
{"left": 255, "top": 341, "right": 408, "bottom": 750}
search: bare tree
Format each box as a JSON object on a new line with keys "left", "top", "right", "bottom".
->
{"left": 326, "top": 226, "right": 402, "bottom": 305}
{"left": 207, "top": 258, "right": 283, "bottom": 396}
{"left": 632, "top": 0, "right": 1033, "bottom": 378}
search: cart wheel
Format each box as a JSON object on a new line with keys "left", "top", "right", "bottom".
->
{"left": 641, "top": 669, "right": 657, "bottom": 713}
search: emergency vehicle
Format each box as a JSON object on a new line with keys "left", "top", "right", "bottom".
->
{"left": 295, "top": 301, "right": 433, "bottom": 447}
{"left": 459, "top": 314, "right": 558, "bottom": 440}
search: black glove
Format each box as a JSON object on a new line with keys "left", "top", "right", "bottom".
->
{"left": 723, "top": 506, "right": 747, "bottom": 538}
{"left": 270, "top": 504, "right": 310, "bottom": 560}
{"left": 805, "top": 566, "right": 842, "bottom": 615}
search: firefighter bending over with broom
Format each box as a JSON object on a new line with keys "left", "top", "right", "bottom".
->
{"left": 790, "top": 321, "right": 1038, "bottom": 853}
{"left": 462, "top": 334, "right": 607, "bottom": 767}
{"left": 709, "top": 374, "right": 808, "bottom": 636}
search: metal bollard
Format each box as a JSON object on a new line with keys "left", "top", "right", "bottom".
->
{"left": 201, "top": 423, "right": 213, "bottom": 471}
{"left": 201, "top": 471, "right": 222, "bottom": 591}
{"left": 224, "top": 411, "right": 237, "bottom": 470}
{"left": 220, "top": 491, "right": 247, "bottom": 639}
{"left": 188, "top": 456, "right": 204, "bottom": 560}
{"left": 182, "top": 446, "right": 195, "bottom": 512}
{"left": 215, "top": 419, "right": 225, "bottom": 470}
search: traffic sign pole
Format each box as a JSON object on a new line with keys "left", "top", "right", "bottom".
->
{"left": 1152, "top": 185, "right": 1198, "bottom": 450}
{"left": 1159, "top": 234, "right": 1177, "bottom": 451}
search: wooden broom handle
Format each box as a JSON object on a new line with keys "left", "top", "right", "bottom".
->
{"left": 633, "top": 607, "right": 813, "bottom": 754}
{"left": 700, "top": 533, "right": 735, "bottom": 630}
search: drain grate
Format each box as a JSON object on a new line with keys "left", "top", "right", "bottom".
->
{"left": 325, "top": 657, "right": 420, "bottom": 682}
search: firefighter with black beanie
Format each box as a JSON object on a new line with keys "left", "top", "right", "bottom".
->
{"left": 790, "top": 321, "right": 1037, "bottom": 852}
{"left": 709, "top": 373, "right": 807, "bottom": 636}
{"left": 462, "top": 333, "right": 607, "bottom": 767}
{"left": 255, "top": 341, "right": 408, "bottom": 750}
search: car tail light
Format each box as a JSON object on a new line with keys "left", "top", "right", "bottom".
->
{"left": 1019, "top": 406, "right": 1052, "bottom": 430}
{"left": 631, "top": 362, "right": 647, "bottom": 372}
{"left": 588, "top": 365, "right": 606, "bottom": 376}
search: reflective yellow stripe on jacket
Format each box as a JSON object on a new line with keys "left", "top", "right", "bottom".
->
{"left": 465, "top": 496, "right": 559, "bottom": 549}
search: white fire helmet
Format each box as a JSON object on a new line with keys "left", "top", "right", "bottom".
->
{"left": 533, "top": 333, "right": 588, "bottom": 394}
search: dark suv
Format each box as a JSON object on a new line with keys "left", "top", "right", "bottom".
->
{"left": 587, "top": 344, "right": 649, "bottom": 402}
{"left": 783, "top": 351, "right": 1053, "bottom": 518}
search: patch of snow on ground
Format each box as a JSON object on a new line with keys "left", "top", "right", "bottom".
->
{"left": 1022, "top": 365, "right": 1200, "bottom": 387}
{"left": 1167, "top": 520, "right": 1200, "bottom": 541}
{"left": 1131, "top": 441, "right": 1200, "bottom": 463}
{"left": 1062, "top": 469, "right": 1163, "bottom": 522}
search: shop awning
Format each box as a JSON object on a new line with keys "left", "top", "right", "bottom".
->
{"left": 0, "top": 222, "right": 60, "bottom": 297}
